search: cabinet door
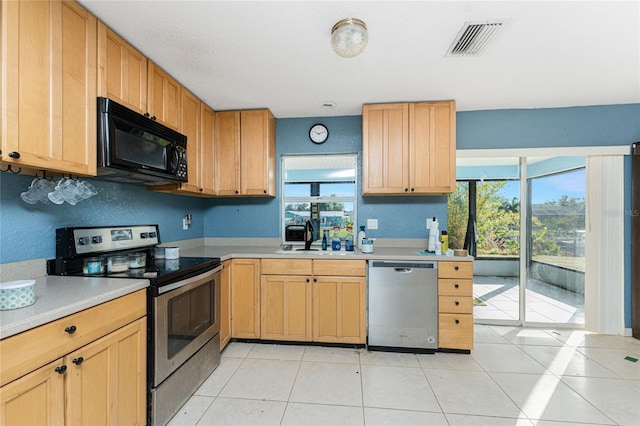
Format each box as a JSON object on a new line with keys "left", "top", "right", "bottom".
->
{"left": 65, "top": 318, "right": 146, "bottom": 426}
{"left": 1, "top": 0, "right": 97, "bottom": 176}
{"left": 220, "top": 260, "right": 232, "bottom": 350}
{"left": 231, "top": 259, "right": 260, "bottom": 338}
{"left": 215, "top": 111, "right": 241, "bottom": 196}
{"left": 97, "top": 22, "right": 147, "bottom": 114}
{"left": 178, "top": 89, "right": 201, "bottom": 193}
{"left": 199, "top": 103, "right": 216, "bottom": 195}
{"left": 0, "top": 359, "right": 65, "bottom": 426}
{"left": 261, "top": 275, "right": 312, "bottom": 341}
{"left": 147, "top": 61, "right": 181, "bottom": 131}
{"left": 313, "top": 277, "right": 366, "bottom": 344}
{"left": 362, "top": 103, "right": 409, "bottom": 194}
{"left": 410, "top": 101, "right": 456, "bottom": 194}
{"left": 240, "top": 109, "right": 276, "bottom": 196}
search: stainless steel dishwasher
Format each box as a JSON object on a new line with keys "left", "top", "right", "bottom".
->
{"left": 368, "top": 260, "right": 438, "bottom": 350}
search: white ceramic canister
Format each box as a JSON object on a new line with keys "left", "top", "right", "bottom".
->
{"left": 164, "top": 247, "right": 180, "bottom": 260}
{"left": 361, "top": 238, "right": 374, "bottom": 254}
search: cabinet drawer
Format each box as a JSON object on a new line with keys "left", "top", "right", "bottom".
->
{"left": 0, "top": 290, "right": 146, "bottom": 386}
{"left": 439, "top": 296, "right": 473, "bottom": 314}
{"left": 438, "top": 313, "right": 473, "bottom": 350}
{"left": 261, "top": 259, "right": 312, "bottom": 275}
{"left": 438, "top": 261, "right": 473, "bottom": 279}
{"left": 313, "top": 260, "right": 366, "bottom": 277}
{"left": 438, "top": 279, "right": 472, "bottom": 296}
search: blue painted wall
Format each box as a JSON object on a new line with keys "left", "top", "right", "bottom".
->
{"left": 0, "top": 173, "right": 206, "bottom": 263}
{"left": 203, "top": 115, "right": 447, "bottom": 241}
{"left": 1, "top": 103, "right": 638, "bottom": 327}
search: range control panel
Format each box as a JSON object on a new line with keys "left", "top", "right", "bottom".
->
{"left": 56, "top": 225, "right": 159, "bottom": 257}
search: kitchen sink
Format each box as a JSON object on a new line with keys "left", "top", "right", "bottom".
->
{"left": 273, "top": 248, "right": 357, "bottom": 255}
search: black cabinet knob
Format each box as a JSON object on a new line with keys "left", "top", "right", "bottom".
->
{"left": 306, "top": 278, "right": 310, "bottom": 283}
{"left": 410, "top": 187, "right": 415, "bottom": 192}
{"left": 313, "top": 278, "right": 317, "bottom": 282}
{"left": 144, "top": 112, "right": 150, "bottom": 118}
{"left": 64, "top": 325, "right": 77, "bottom": 334}
{"left": 455, "top": 300, "right": 460, "bottom": 306}
{"left": 72, "top": 357, "right": 84, "bottom": 365}
{"left": 235, "top": 190, "right": 239, "bottom": 194}
{"left": 454, "top": 284, "right": 459, "bottom": 289}
{"left": 8, "top": 152, "right": 20, "bottom": 159}
{"left": 404, "top": 188, "right": 408, "bottom": 192}
{"left": 455, "top": 319, "right": 460, "bottom": 324}
{"left": 55, "top": 365, "right": 67, "bottom": 374}
{"left": 454, "top": 266, "right": 459, "bottom": 271}
{"left": 151, "top": 116, "right": 156, "bottom": 121}
{"left": 263, "top": 190, "right": 267, "bottom": 194}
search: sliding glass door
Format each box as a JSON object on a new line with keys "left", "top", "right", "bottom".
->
{"left": 450, "top": 156, "right": 585, "bottom": 327}
{"left": 525, "top": 162, "right": 585, "bottom": 325}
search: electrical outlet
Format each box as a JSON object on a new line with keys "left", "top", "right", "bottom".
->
{"left": 182, "top": 218, "right": 188, "bottom": 230}
{"left": 367, "top": 219, "right": 378, "bottom": 230}
{"left": 426, "top": 218, "right": 433, "bottom": 230}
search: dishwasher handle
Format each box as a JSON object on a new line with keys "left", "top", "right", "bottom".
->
{"left": 370, "top": 261, "right": 437, "bottom": 269}
{"left": 394, "top": 268, "right": 413, "bottom": 273}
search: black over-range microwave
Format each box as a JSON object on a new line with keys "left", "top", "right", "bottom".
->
{"left": 97, "top": 97, "right": 188, "bottom": 185}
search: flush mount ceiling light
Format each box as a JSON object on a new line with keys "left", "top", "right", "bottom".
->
{"left": 331, "top": 18, "right": 368, "bottom": 58}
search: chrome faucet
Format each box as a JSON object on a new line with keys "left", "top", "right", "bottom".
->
{"left": 304, "top": 220, "right": 314, "bottom": 250}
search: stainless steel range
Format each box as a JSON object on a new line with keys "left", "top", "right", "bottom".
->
{"left": 48, "top": 225, "right": 222, "bottom": 426}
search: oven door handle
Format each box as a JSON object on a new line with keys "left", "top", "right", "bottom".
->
{"left": 157, "top": 264, "right": 223, "bottom": 295}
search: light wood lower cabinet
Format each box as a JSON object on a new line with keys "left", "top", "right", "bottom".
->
{"left": 220, "top": 260, "right": 232, "bottom": 350}
{"left": 258, "top": 259, "right": 366, "bottom": 344}
{"left": 438, "top": 261, "right": 474, "bottom": 350}
{"left": 230, "top": 258, "right": 261, "bottom": 339}
{"left": 0, "top": 290, "right": 147, "bottom": 426}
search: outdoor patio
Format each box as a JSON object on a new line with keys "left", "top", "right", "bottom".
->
{"left": 473, "top": 275, "right": 585, "bottom": 325}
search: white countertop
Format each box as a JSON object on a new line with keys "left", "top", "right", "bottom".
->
{"left": 180, "top": 244, "right": 473, "bottom": 262}
{"left": 0, "top": 244, "right": 470, "bottom": 340}
{"left": 0, "top": 276, "right": 148, "bottom": 339}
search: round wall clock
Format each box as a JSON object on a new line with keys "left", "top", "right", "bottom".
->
{"left": 309, "top": 123, "right": 329, "bottom": 144}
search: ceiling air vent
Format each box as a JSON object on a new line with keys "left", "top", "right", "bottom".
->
{"left": 446, "top": 20, "right": 508, "bottom": 56}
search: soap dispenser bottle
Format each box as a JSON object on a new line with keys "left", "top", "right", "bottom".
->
{"left": 357, "top": 226, "right": 366, "bottom": 248}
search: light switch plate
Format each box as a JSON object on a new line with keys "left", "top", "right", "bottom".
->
{"left": 367, "top": 219, "right": 378, "bottom": 230}
{"left": 426, "top": 218, "right": 433, "bottom": 230}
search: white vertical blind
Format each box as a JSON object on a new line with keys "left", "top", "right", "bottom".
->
{"left": 585, "top": 156, "right": 625, "bottom": 334}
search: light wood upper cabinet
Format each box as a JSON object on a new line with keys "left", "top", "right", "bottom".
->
{"left": 230, "top": 258, "right": 261, "bottom": 339}
{"left": 1, "top": 0, "right": 97, "bottom": 176}
{"left": 362, "top": 103, "right": 409, "bottom": 194}
{"left": 199, "top": 103, "right": 217, "bottom": 195}
{"left": 362, "top": 100, "right": 456, "bottom": 195}
{"left": 147, "top": 61, "right": 181, "bottom": 131}
{"left": 215, "top": 109, "right": 276, "bottom": 197}
{"left": 151, "top": 93, "right": 216, "bottom": 197}
{"left": 97, "top": 22, "right": 147, "bottom": 114}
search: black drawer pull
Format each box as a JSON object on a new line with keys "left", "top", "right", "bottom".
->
{"left": 65, "top": 325, "right": 77, "bottom": 334}
{"left": 455, "top": 300, "right": 460, "bottom": 306}
{"left": 8, "top": 151, "right": 20, "bottom": 159}
{"left": 455, "top": 319, "right": 460, "bottom": 324}
{"left": 454, "top": 284, "right": 459, "bottom": 289}
{"left": 55, "top": 365, "right": 67, "bottom": 374}
{"left": 454, "top": 266, "right": 459, "bottom": 271}
{"left": 306, "top": 278, "right": 310, "bottom": 283}
{"left": 72, "top": 357, "right": 84, "bottom": 365}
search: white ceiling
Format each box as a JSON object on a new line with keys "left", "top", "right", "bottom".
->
{"left": 79, "top": 1, "right": 640, "bottom": 118}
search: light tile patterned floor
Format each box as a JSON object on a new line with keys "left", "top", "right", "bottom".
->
{"left": 168, "top": 326, "right": 640, "bottom": 426}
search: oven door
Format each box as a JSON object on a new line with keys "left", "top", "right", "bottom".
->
{"left": 153, "top": 265, "right": 222, "bottom": 386}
